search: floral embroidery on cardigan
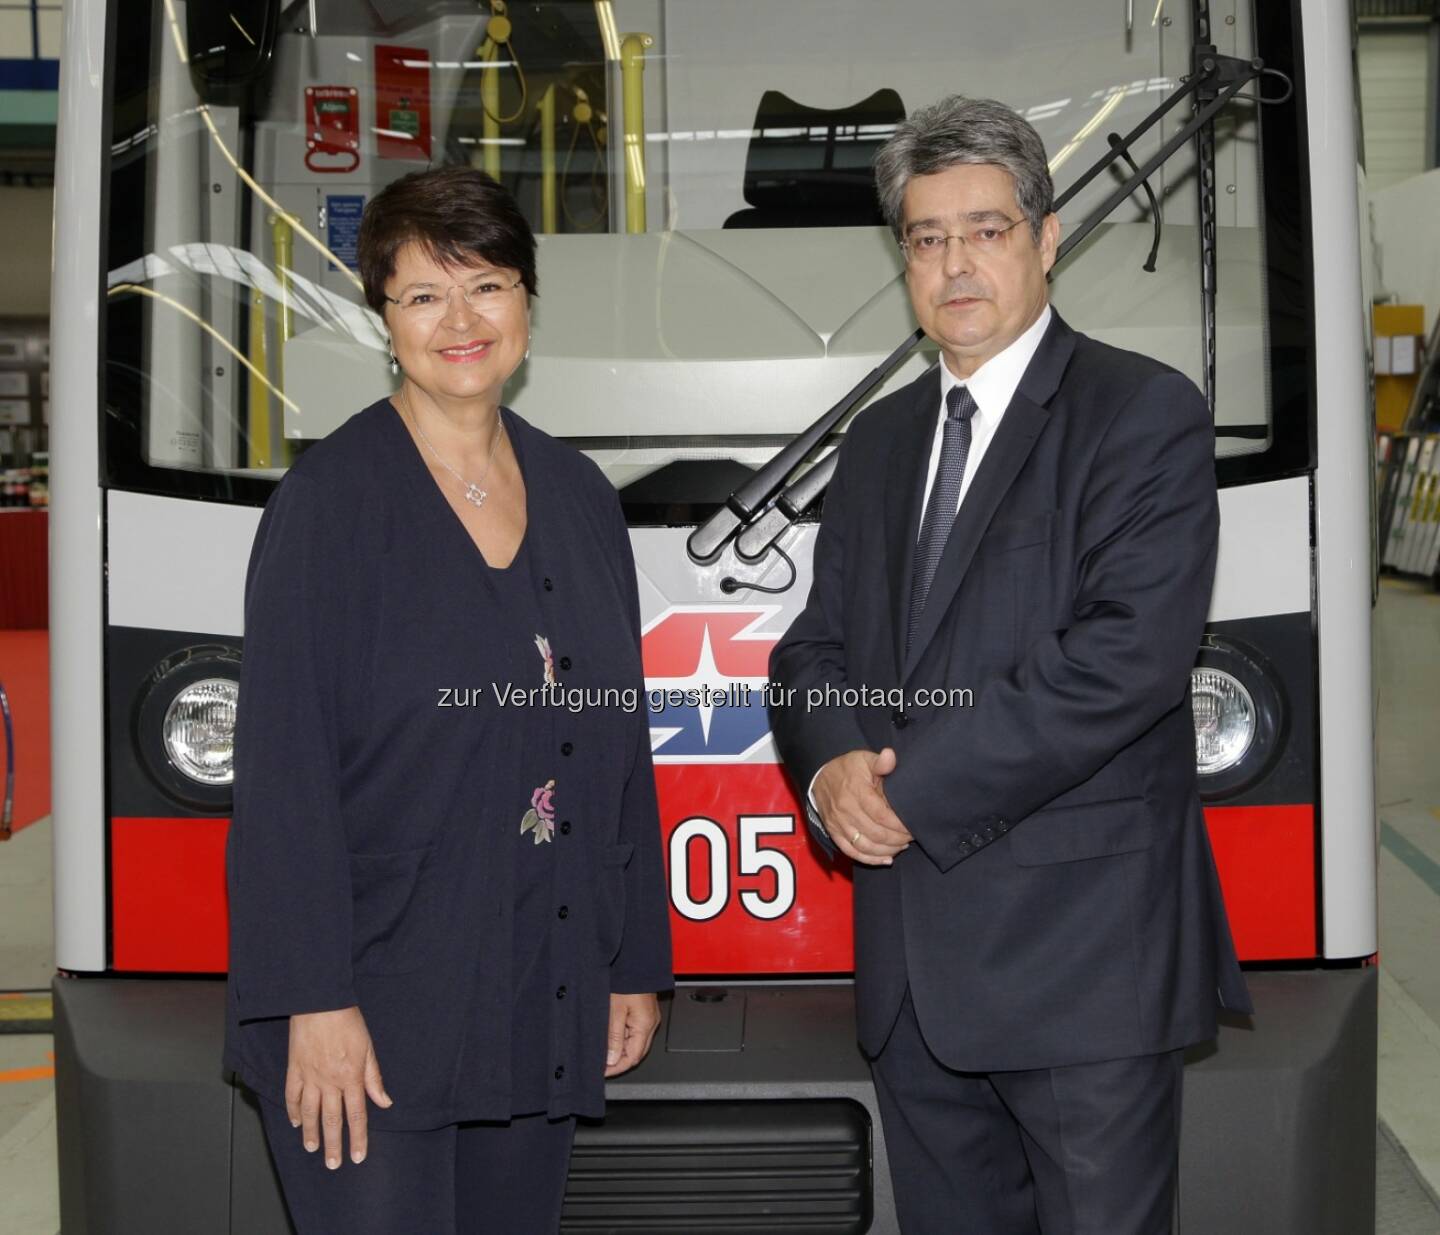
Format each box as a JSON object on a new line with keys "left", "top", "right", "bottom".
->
{"left": 534, "top": 634, "right": 557, "bottom": 686}
{"left": 521, "top": 778, "right": 556, "bottom": 844}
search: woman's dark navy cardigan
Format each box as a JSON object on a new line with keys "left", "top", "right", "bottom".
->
{"left": 223, "top": 401, "right": 674, "bottom": 1129}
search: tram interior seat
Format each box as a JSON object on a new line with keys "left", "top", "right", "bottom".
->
{"left": 723, "top": 88, "right": 905, "bottom": 229}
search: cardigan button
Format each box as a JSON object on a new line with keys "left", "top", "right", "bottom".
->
{"left": 891, "top": 709, "right": 909, "bottom": 729}
{"left": 554, "top": 1065, "right": 565, "bottom": 1080}
{"left": 557, "top": 905, "right": 569, "bottom": 920}
{"left": 561, "top": 741, "right": 573, "bottom": 756}
{"left": 559, "top": 656, "right": 572, "bottom": 671}
{"left": 555, "top": 985, "right": 567, "bottom": 1000}
{"left": 543, "top": 577, "right": 554, "bottom": 591}
{"left": 559, "top": 821, "right": 572, "bottom": 835}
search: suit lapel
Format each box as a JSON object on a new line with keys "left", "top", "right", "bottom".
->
{"left": 899, "top": 312, "right": 1076, "bottom": 683}
{"left": 883, "top": 369, "right": 941, "bottom": 679}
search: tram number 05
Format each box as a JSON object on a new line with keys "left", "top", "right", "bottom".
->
{"left": 669, "top": 814, "right": 797, "bottom": 923}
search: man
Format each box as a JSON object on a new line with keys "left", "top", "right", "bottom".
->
{"left": 767, "top": 96, "right": 1250, "bottom": 1235}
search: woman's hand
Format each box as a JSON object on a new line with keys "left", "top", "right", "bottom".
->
{"left": 604, "top": 992, "right": 662, "bottom": 1078}
{"left": 285, "top": 1006, "right": 393, "bottom": 1168}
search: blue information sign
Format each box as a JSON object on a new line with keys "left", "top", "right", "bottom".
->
{"left": 326, "top": 195, "right": 365, "bottom": 272}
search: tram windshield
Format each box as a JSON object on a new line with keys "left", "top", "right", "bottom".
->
{"left": 101, "top": 0, "right": 1309, "bottom": 505}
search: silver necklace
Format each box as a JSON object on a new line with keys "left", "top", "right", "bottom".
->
{"left": 402, "top": 389, "right": 504, "bottom": 508}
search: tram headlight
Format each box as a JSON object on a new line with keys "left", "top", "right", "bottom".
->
{"left": 162, "top": 678, "right": 238, "bottom": 785}
{"left": 135, "top": 644, "right": 242, "bottom": 811}
{"left": 1190, "top": 637, "right": 1285, "bottom": 802}
{"left": 1191, "top": 668, "right": 1256, "bottom": 774}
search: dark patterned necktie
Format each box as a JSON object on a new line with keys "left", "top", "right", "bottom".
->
{"left": 907, "top": 384, "right": 979, "bottom": 656}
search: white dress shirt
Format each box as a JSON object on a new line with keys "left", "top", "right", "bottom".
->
{"left": 920, "top": 303, "right": 1053, "bottom": 530}
{"left": 807, "top": 304, "right": 1054, "bottom": 834}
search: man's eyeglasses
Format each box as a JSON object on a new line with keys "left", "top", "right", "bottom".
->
{"left": 900, "top": 218, "right": 1025, "bottom": 265}
{"left": 384, "top": 275, "right": 523, "bottom": 322}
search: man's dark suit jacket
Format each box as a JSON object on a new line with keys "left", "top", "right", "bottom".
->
{"left": 768, "top": 310, "right": 1251, "bottom": 1072}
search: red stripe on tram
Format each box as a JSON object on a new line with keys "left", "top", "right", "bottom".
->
{"left": 111, "top": 817, "right": 231, "bottom": 972}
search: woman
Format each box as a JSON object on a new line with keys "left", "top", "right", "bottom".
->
{"left": 223, "top": 165, "right": 673, "bottom": 1234}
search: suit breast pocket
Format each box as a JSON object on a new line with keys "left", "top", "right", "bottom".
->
{"left": 977, "top": 509, "right": 1055, "bottom": 556}
{"left": 1009, "top": 796, "right": 1153, "bottom": 866}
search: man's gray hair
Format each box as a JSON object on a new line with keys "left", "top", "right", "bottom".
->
{"left": 874, "top": 95, "right": 1054, "bottom": 243}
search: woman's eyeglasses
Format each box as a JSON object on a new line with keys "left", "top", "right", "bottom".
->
{"left": 384, "top": 276, "right": 523, "bottom": 321}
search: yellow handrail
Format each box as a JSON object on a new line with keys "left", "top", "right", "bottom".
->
{"left": 592, "top": 0, "right": 621, "bottom": 61}
{"left": 247, "top": 288, "right": 270, "bottom": 467}
{"left": 271, "top": 215, "right": 295, "bottom": 450}
{"left": 271, "top": 214, "right": 294, "bottom": 349}
{"left": 620, "top": 33, "right": 652, "bottom": 233}
{"left": 247, "top": 215, "right": 295, "bottom": 468}
{"left": 480, "top": 60, "right": 502, "bottom": 180}
{"left": 540, "top": 83, "right": 557, "bottom": 233}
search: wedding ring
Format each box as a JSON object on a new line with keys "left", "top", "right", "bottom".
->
{"left": 851, "top": 829, "right": 862, "bottom": 846}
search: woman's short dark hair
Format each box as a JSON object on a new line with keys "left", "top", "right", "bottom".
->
{"left": 357, "top": 166, "right": 538, "bottom": 314}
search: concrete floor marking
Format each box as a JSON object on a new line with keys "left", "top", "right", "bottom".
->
{"left": 0, "top": 1065, "right": 53, "bottom": 1085}
{"left": 0, "top": 995, "right": 52, "bottom": 1022}
{"left": 1381, "top": 821, "right": 1440, "bottom": 900}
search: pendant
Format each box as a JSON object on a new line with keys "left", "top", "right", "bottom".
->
{"left": 463, "top": 483, "right": 488, "bottom": 508}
